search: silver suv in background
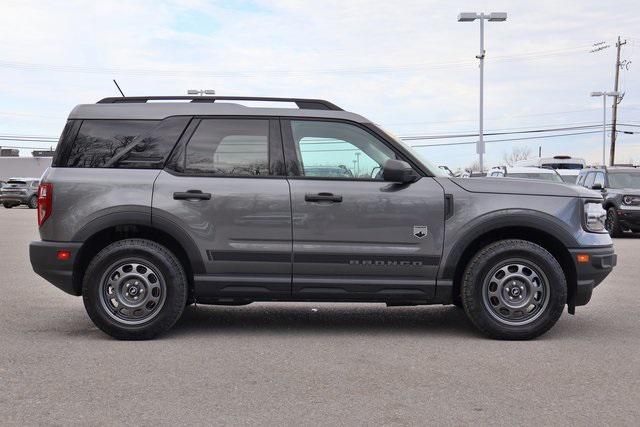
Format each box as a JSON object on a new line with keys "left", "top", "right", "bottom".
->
{"left": 29, "top": 96, "right": 616, "bottom": 340}
{"left": 0, "top": 177, "right": 40, "bottom": 208}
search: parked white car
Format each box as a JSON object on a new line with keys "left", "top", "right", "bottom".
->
{"left": 487, "top": 166, "right": 564, "bottom": 182}
{"left": 514, "top": 156, "right": 585, "bottom": 183}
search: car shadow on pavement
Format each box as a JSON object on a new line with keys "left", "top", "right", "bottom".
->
{"left": 166, "top": 304, "right": 479, "bottom": 339}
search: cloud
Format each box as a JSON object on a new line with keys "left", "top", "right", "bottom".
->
{"left": 0, "top": 0, "right": 638, "bottom": 165}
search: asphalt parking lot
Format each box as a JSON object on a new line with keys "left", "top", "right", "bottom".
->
{"left": 1, "top": 207, "right": 639, "bottom": 425}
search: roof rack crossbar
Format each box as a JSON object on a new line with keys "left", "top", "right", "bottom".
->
{"left": 97, "top": 96, "right": 342, "bottom": 111}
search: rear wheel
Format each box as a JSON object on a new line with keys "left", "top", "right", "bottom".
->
{"left": 82, "top": 239, "right": 187, "bottom": 340}
{"left": 27, "top": 195, "right": 37, "bottom": 209}
{"left": 3, "top": 203, "right": 13, "bottom": 209}
{"left": 605, "top": 207, "right": 623, "bottom": 237}
{"left": 461, "top": 239, "right": 566, "bottom": 340}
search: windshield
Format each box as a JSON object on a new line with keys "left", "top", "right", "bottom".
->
{"left": 607, "top": 172, "right": 640, "bottom": 189}
{"left": 508, "top": 173, "right": 564, "bottom": 182}
{"left": 377, "top": 126, "right": 447, "bottom": 177}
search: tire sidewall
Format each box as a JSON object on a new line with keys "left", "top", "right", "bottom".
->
{"left": 83, "top": 240, "right": 187, "bottom": 339}
{"left": 463, "top": 240, "right": 566, "bottom": 339}
{"left": 28, "top": 195, "right": 38, "bottom": 209}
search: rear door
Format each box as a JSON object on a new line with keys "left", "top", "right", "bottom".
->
{"left": 282, "top": 119, "right": 445, "bottom": 301}
{"left": 152, "top": 117, "right": 292, "bottom": 300}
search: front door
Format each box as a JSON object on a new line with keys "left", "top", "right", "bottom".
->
{"left": 282, "top": 119, "right": 445, "bottom": 301}
{"left": 152, "top": 117, "right": 292, "bottom": 300}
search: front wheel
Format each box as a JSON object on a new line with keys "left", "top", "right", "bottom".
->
{"left": 461, "top": 239, "right": 566, "bottom": 340}
{"left": 82, "top": 239, "right": 188, "bottom": 340}
{"left": 3, "top": 203, "right": 13, "bottom": 209}
{"left": 605, "top": 207, "right": 623, "bottom": 237}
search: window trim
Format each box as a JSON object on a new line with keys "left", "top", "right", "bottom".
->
{"left": 164, "top": 116, "right": 286, "bottom": 179}
{"left": 280, "top": 117, "right": 425, "bottom": 181}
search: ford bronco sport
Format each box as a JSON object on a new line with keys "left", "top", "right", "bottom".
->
{"left": 29, "top": 96, "right": 616, "bottom": 340}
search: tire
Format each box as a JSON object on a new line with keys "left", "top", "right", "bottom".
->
{"left": 461, "top": 239, "right": 566, "bottom": 340}
{"left": 27, "top": 195, "right": 38, "bottom": 209}
{"left": 605, "top": 207, "right": 623, "bottom": 237}
{"left": 3, "top": 203, "right": 13, "bottom": 209}
{"left": 82, "top": 239, "right": 188, "bottom": 340}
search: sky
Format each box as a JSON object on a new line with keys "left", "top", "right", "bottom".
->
{"left": 0, "top": 0, "right": 639, "bottom": 170}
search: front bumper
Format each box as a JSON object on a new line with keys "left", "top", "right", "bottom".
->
{"left": 29, "top": 241, "right": 83, "bottom": 296}
{"left": 569, "top": 245, "right": 616, "bottom": 309}
{"left": 617, "top": 208, "right": 640, "bottom": 231}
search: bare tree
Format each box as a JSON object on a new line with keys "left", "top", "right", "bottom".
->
{"left": 502, "top": 146, "right": 531, "bottom": 166}
{"left": 466, "top": 159, "right": 482, "bottom": 172}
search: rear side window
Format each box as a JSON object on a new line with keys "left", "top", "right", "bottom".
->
{"left": 184, "top": 119, "right": 270, "bottom": 176}
{"left": 57, "top": 117, "right": 190, "bottom": 169}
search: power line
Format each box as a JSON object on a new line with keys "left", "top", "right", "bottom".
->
{"left": 407, "top": 130, "right": 608, "bottom": 148}
{"left": 0, "top": 45, "right": 592, "bottom": 77}
{"left": 399, "top": 123, "right": 639, "bottom": 140}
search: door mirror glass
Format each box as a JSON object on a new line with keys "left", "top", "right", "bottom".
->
{"left": 591, "top": 183, "right": 603, "bottom": 190}
{"left": 382, "top": 159, "right": 419, "bottom": 183}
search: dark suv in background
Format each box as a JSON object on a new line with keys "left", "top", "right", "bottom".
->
{"left": 0, "top": 178, "right": 40, "bottom": 208}
{"left": 29, "top": 96, "right": 616, "bottom": 340}
{"left": 577, "top": 166, "right": 640, "bottom": 236}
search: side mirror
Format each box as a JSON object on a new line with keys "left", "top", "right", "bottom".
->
{"left": 383, "top": 159, "right": 419, "bottom": 183}
{"left": 591, "top": 183, "right": 603, "bottom": 190}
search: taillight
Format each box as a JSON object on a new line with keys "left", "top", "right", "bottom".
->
{"left": 37, "top": 183, "right": 53, "bottom": 227}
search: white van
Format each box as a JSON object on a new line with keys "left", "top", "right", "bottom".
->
{"left": 514, "top": 156, "right": 585, "bottom": 184}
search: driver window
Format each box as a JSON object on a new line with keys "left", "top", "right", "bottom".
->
{"left": 290, "top": 120, "right": 396, "bottom": 180}
{"left": 593, "top": 172, "right": 605, "bottom": 188}
{"left": 584, "top": 172, "right": 596, "bottom": 188}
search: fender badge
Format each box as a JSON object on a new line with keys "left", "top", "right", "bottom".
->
{"left": 413, "top": 225, "right": 428, "bottom": 239}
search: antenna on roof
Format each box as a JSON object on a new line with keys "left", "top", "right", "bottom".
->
{"left": 113, "top": 79, "right": 125, "bottom": 97}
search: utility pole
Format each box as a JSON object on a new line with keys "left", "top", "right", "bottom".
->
{"left": 609, "top": 36, "right": 627, "bottom": 166}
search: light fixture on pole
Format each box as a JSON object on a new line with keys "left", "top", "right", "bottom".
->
{"left": 590, "top": 91, "right": 619, "bottom": 165}
{"left": 458, "top": 12, "right": 507, "bottom": 172}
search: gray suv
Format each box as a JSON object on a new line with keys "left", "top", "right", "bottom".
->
{"left": 1, "top": 177, "right": 40, "bottom": 208}
{"left": 29, "top": 96, "right": 617, "bottom": 340}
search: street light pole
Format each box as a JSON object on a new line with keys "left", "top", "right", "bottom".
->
{"left": 478, "top": 15, "right": 485, "bottom": 172}
{"left": 458, "top": 12, "right": 507, "bottom": 173}
{"left": 602, "top": 95, "right": 606, "bottom": 165}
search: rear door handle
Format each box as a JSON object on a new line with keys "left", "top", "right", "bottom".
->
{"left": 305, "top": 192, "right": 343, "bottom": 203}
{"left": 173, "top": 190, "right": 211, "bottom": 201}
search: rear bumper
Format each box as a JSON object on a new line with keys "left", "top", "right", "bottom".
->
{"left": 569, "top": 245, "right": 616, "bottom": 307}
{"left": 29, "top": 241, "right": 83, "bottom": 296}
{"left": 0, "top": 194, "right": 29, "bottom": 204}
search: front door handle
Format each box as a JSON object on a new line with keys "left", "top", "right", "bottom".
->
{"left": 305, "top": 192, "right": 343, "bottom": 203}
{"left": 173, "top": 190, "right": 211, "bottom": 201}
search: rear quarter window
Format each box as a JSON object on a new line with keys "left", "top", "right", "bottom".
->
{"left": 56, "top": 117, "right": 190, "bottom": 169}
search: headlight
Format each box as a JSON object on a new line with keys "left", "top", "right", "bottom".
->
{"left": 622, "top": 195, "right": 640, "bottom": 206}
{"left": 584, "top": 201, "right": 606, "bottom": 232}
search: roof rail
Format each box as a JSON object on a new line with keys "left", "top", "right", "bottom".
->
{"left": 96, "top": 96, "right": 343, "bottom": 111}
